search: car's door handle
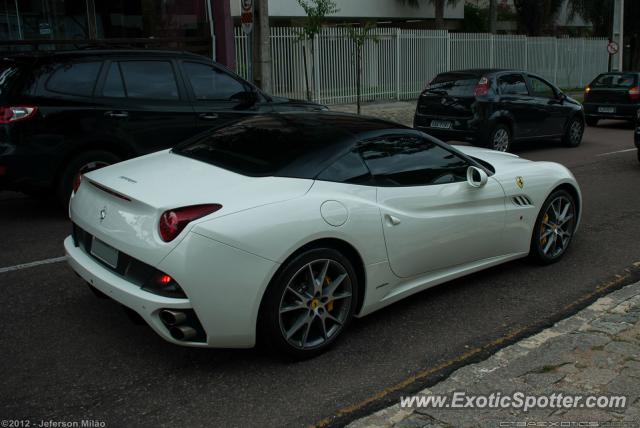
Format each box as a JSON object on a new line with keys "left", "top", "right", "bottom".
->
{"left": 385, "top": 214, "right": 402, "bottom": 226}
{"left": 105, "top": 111, "right": 129, "bottom": 118}
{"left": 198, "top": 113, "right": 219, "bottom": 120}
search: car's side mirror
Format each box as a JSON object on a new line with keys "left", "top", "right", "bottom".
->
{"left": 557, "top": 92, "right": 567, "bottom": 103}
{"left": 467, "top": 166, "right": 488, "bottom": 188}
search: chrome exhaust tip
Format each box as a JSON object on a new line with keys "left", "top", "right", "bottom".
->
{"left": 169, "top": 325, "right": 197, "bottom": 341}
{"left": 159, "top": 309, "right": 187, "bottom": 326}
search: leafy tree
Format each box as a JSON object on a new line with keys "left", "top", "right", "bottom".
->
{"left": 567, "top": 0, "right": 613, "bottom": 37}
{"left": 296, "top": 0, "right": 339, "bottom": 101}
{"left": 347, "top": 22, "right": 379, "bottom": 115}
{"left": 512, "top": 0, "right": 563, "bottom": 36}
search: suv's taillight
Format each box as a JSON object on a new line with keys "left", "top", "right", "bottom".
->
{"left": 629, "top": 86, "right": 640, "bottom": 102}
{"left": 0, "top": 106, "right": 38, "bottom": 124}
{"left": 158, "top": 204, "right": 222, "bottom": 242}
{"left": 474, "top": 77, "right": 490, "bottom": 97}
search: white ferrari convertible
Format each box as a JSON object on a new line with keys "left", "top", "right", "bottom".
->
{"left": 65, "top": 112, "right": 581, "bottom": 358}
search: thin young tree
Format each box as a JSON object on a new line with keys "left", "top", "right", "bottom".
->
{"left": 296, "top": 0, "right": 339, "bottom": 101}
{"left": 347, "top": 22, "right": 379, "bottom": 115}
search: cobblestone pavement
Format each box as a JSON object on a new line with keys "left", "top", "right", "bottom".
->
{"left": 330, "top": 101, "right": 417, "bottom": 127}
{"left": 348, "top": 280, "right": 640, "bottom": 428}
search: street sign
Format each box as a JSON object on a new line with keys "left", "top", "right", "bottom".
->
{"left": 607, "top": 40, "right": 619, "bottom": 55}
{"left": 241, "top": 0, "right": 254, "bottom": 34}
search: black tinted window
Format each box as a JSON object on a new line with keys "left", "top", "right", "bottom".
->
{"left": 120, "top": 61, "right": 179, "bottom": 100}
{"left": 317, "top": 151, "right": 371, "bottom": 184}
{"left": 359, "top": 136, "right": 468, "bottom": 187}
{"left": 592, "top": 73, "right": 638, "bottom": 89}
{"left": 427, "top": 73, "right": 478, "bottom": 97}
{"left": 498, "top": 74, "right": 528, "bottom": 96}
{"left": 183, "top": 62, "right": 246, "bottom": 100}
{"left": 102, "top": 62, "right": 125, "bottom": 98}
{"left": 529, "top": 76, "right": 556, "bottom": 98}
{"left": 46, "top": 62, "right": 102, "bottom": 97}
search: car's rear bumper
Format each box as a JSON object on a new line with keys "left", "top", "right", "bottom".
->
{"left": 413, "top": 114, "right": 480, "bottom": 142}
{"left": 64, "top": 229, "right": 279, "bottom": 349}
{"left": 583, "top": 103, "right": 640, "bottom": 120}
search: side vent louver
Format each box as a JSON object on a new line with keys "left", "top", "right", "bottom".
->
{"left": 512, "top": 196, "right": 533, "bottom": 207}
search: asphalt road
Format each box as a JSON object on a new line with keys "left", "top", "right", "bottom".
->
{"left": 1, "top": 121, "right": 639, "bottom": 428}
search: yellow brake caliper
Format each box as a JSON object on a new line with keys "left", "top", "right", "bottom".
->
{"left": 324, "top": 276, "right": 334, "bottom": 312}
{"left": 540, "top": 213, "right": 549, "bottom": 246}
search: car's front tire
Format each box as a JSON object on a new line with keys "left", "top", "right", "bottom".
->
{"left": 259, "top": 248, "right": 358, "bottom": 360}
{"left": 530, "top": 189, "right": 577, "bottom": 265}
{"left": 563, "top": 116, "right": 584, "bottom": 147}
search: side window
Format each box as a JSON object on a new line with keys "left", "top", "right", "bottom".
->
{"left": 183, "top": 62, "right": 247, "bottom": 101}
{"left": 498, "top": 74, "right": 529, "bottom": 96}
{"left": 317, "top": 151, "right": 372, "bottom": 184}
{"left": 102, "top": 62, "right": 125, "bottom": 98}
{"left": 46, "top": 62, "right": 102, "bottom": 97}
{"left": 119, "top": 61, "right": 179, "bottom": 100}
{"left": 529, "top": 76, "right": 556, "bottom": 99}
{"left": 358, "top": 135, "right": 469, "bottom": 187}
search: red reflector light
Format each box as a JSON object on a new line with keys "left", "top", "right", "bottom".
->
{"left": 474, "top": 76, "right": 490, "bottom": 97}
{"left": 0, "top": 106, "right": 38, "bottom": 124}
{"left": 158, "top": 274, "right": 172, "bottom": 285}
{"left": 629, "top": 86, "right": 640, "bottom": 102}
{"left": 159, "top": 204, "right": 222, "bottom": 242}
{"left": 72, "top": 174, "right": 82, "bottom": 194}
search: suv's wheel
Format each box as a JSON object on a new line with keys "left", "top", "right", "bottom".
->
{"left": 530, "top": 189, "right": 577, "bottom": 265}
{"left": 585, "top": 117, "right": 599, "bottom": 127}
{"left": 486, "top": 124, "right": 511, "bottom": 152}
{"left": 260, "top": 248, "right": 358, "bottom": 360}
{"left": 58, "top": 150, "right": 121, "bottom": 207}
{"left": 563, "top": 116, "right": 584, "bottom": 147}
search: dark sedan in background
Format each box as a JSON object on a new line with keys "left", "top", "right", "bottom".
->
{"left": 583, "top": 72, "right": 640, "bottom": 126}
{"left": 0, "top": 49, "right": 324, "bottom": 205}
{"left": 413, "top": 69, "right": 585, "bottom": 152}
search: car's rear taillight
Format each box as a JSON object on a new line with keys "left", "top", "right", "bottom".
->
{"left": 158, "top": 204, "right": 222, "bottom": 242}
{"left": 0, "top": 106, "right": 38, "bottom": 124}
{"left": 474, "top": 77, "right": 490, "bottom": 97}
{"left": 72, "top": 174, "right": 82, "bottom": 194}
{"left": 629, "top": 86, "right": 640, "bottom": 102}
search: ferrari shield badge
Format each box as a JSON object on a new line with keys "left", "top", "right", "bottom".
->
{"left": 516, "top": 176, "right": 525, "bottom": 189}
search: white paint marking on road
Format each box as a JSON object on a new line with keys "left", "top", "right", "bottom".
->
{"left": 595, "top": 148, "right": 637, "bottom": 157}
{"left": 0, "top": 256, "right": 67, "bottom": 274}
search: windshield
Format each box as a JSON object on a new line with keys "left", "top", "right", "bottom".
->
{"left": 426, "top": 73, "right": 479, "bottom": 97}
{"left": 591, "top": 73, "right": 638, "bottom": 89}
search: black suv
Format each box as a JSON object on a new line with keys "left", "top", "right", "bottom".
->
{"left": 583, "top": 72, "right": 640, "bottom": 126}
{"left": 414, "top": 69, "right": 584, "bottom": 152}
{"left": 0, "top": 50, "right": 324, "bottom": 204}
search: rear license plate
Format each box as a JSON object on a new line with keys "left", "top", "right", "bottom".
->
{"left": 598, "top": 106, "right": 616, "bottom": 114}
{"left": 431, "top": 120, "right": 452, "bottom": 129}
{"left": 91, "top": 237, "right": 119, "bottom": 268}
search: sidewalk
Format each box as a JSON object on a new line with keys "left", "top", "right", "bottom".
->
{"left": 348, "top": 281, "right": 640, "bottom": 427}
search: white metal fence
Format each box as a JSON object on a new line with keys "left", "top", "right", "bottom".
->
{"left": 234, "top": 27, "right": 609, "bottom": 105}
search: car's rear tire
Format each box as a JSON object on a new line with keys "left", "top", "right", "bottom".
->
{"left": 585, "top": 117, "right": 599, "bottom": 127}
{"left": 529, "top": 189, "right": 577, "bottom": 265}
{"left": 57, "top": 150, "right": 121, "bottom": 208}
{"left": 259, "top": 248, "right": 358, "bottom": 360}
{"left": 562, "top": 116, "right": 584, "bottom": 147}
{"left": 485, "top": 124, "right": 512, "bottom": 152}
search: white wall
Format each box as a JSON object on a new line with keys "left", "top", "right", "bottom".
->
{"left": 229, "top": 0, "right": 464, "bottom": 20}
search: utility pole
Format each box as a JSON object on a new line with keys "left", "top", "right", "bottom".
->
{"left": 612, "top": 0, "right": 624, "bottom": 71}
{"left": 252, "top": 0, "right": 273, "bottom": 93}
{"left": 489, "top": 0, "right": 497, "bottom": 34}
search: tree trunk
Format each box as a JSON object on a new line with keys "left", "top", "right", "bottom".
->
{"left": 434, "top": 0, "right": 445, "bottom": 30}
{"left": 489, "top": 0, "right": 497, "bottom": 34}
{"left": 356, "top": 44, "right": 362, "bottom": 115}
{"left": 252, "top": 0, "right": 272, "bottom": 93}
{"left": 302, "top": 42, "right": 312, "bottom": 101}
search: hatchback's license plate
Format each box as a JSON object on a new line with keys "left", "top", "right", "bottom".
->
{"left": 91, "top": 237, "right": 119, "bottom": 268}
{"left": 598, "top": 107, "right": 616, "bottom": 114}
{"left": 431, "top": 120, "right": 452, "bottom": 129}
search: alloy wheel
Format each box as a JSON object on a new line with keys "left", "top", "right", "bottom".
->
{"left": 569, "top": 120, "right": 583, "bottom": 146}
{"left": 539, "top": 195, "right": 575, "bottom": 259}
{"left": 492, "top": 128, "right": 510, "bottom": 152}
{"left": 278, "top": 259, "right": 353, "bottom": 350}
